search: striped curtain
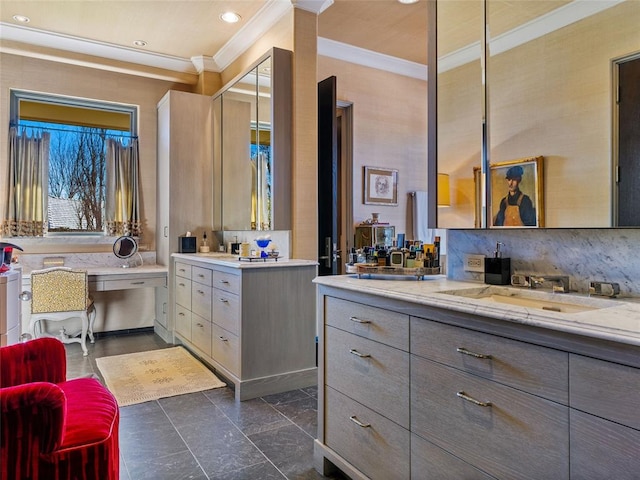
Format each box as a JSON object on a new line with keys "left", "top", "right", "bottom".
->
{"left": 1, "top": 126, "right": 49, "bottom": 237}
{"left": 105, "top": 137, "right": 142, "bottom": 237}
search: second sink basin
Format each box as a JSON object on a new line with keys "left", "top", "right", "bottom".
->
{"left": 436, "top": 286, "right": 619, "bottom": 314}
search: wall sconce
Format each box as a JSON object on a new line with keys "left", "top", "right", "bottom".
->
{"left": 437, "top": 173, "right": 450, "bottom": 207}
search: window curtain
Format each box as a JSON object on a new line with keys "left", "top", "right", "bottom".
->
{"left": 1, "top": 126, "right": 49, "bottom": 236}
{"left": 105, "top": 137, "right": 142, "bottom": 236}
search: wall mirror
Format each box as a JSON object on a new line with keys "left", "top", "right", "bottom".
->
{"left": 437, "top": 0, "right": 640, "bottom": 229}
{"left": 213, "top": 48, "right": 292, "bottom": 232}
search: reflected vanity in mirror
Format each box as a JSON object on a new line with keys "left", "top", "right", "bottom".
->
{"left": 212, "top": 48, "right": 292, "bottom": 232}
{"left": 436, "top": 0, "right": 640, "bottom": 229}
{"left": 113, "top": 236, "right": 142, "bottom": 268}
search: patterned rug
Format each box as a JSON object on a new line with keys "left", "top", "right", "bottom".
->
{"left": 96, "top": 347, "right": 226, "bottom": 406}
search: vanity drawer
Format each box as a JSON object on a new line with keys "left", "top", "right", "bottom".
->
{"left": 212, "top": 289, "right": 240, "bottom": 335}
{"left": 192, "top": 284, "right": 212, "bottom": 321}
{"left": 191, "top": 314, "right": 211, "bottom": 357}
{"left": 411, "top": 355, "right": 569, "bottom": 480}
{"left": 213, "top": 269, "right": 241, "bottom": 295}
{"left": 192, "top": 266, "right": 212, "bottom": 286}
{"left": 98, "top": 276, "right": 166, "bottom": 291}
{"left": 325, "top": 386, "right": 410, "bottom": 480}
{"left": 212, "top": 323, "right": 240, "bottom": 375}
{"left": 411, "top": 318, "right": 568, "bottom": 404}
{"left": 175, "top": 277, "right": 191, "bottom": 309}
{"left": 174, "top": 304, "right": 192, "bottom": 339}
{"left": 569, "top": 354, "right": 640, "bottom": 429}
{"left": 325, "top": 296, "right": 409, "bottom": 351}
{"left": 325, "top": 325, "right": 409, "bottom": 428}
{"left": 175, "top": 262, "right": 191, "bottom": 280}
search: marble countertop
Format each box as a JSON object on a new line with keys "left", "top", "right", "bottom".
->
{"left": 314, "top": 274, "right": 640, "bottom": 347}
{"left": 173, "top": 253, "right": 318, "bottom": 269}
{"left": 20, "top": 264, "right": 167, "bottom": 278}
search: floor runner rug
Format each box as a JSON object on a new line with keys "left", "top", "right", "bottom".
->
{"left": 96, "top": 347, "right": 226, "bottom": 406}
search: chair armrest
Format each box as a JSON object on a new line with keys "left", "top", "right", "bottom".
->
{"left": 1, "top": 382, "right": 66, "bottom": 461}
{"left": 0, "top": 338, "right": 67, "bottom": 387}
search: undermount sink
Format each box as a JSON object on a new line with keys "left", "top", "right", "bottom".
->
{"left": 436, "top": 286, "right": 619, "bottom": 314}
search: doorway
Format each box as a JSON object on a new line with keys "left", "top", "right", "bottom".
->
{"left": 317, "top": 76, "right": 353, "bottom": 276}
{"left": 615, "top": 53, "right": 640, "bottom": 226}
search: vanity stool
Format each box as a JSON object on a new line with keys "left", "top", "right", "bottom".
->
{"left": 28, "top": 267, "right": 96, "bottom": 356}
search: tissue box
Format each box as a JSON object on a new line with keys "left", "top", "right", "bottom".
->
{"left": 179, "top": 236, "right": 197, "bottom": 253}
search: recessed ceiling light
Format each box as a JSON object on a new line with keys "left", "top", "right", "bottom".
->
{"left": 12, "top": 14, "right": 30, "bottom": 23}
{"left": 397, "top": 0, "right": 419, "bottom": 4}
{"left": 220, "top": 12, "right": 241, "bottom": 23}
{"left": 133, "top": 40, "right": 147, "bottom": 47}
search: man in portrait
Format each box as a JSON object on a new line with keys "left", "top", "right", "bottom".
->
{"left": 493, "top": 165, "right": 536, "bottom": 226}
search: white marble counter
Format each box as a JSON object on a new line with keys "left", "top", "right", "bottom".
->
{"left": 20, "top": 264, "right": 168, "bottom": 279}
{"left": 314, "top": 275, "right": 640, "bottom": 347}
{"left": 173, "top": 253, "right": 318, "bottom": 269}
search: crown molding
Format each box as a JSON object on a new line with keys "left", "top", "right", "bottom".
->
{"left": 318, "top": 37, "right": 427, "bottom": 81}
{"left": 212, "top": 0, "right": 292, "bottom": 70}
{"left": 438, "top": 0, "right": 624, "bottom": 73}
{"left": 292, "top": 0, "right": 334, "bottom": 14}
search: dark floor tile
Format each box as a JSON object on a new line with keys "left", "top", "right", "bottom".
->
{"left": 262, "top": 389, "right": 312, "bottom": 406}
{"left": 272, "top": 395, "right": 318, "bottom": 438}
{"left": 118, "top": 399, "right": 165, "bottom": 418}
{"left": 249, "top": 424, "right": 324, "bottom": 479}
{"left": 301, "top": 386, "right": 318, "bottom": 399}
{"left": 209, "top": 460, "right": 287, "bottom": 480}
{"left": 159, "top": 391, "right": 225, "bottom": 427}
{"left": 214, "top": 396, "right": 292, "bottom": 436}
{"left": 125, "top": 450, "right": 207, "bottom": 480}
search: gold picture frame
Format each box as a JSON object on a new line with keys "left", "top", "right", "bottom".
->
{"left": 364, "top": 166, "right": 398, "bottom": 205}
{"left": 489, "top": 156, "right": 544, "bottom": 228}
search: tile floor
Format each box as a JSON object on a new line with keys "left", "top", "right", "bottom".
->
{"left": 64, "top": 330, "right": 347, "bottom": 480}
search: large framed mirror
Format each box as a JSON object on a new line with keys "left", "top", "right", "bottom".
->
{"left": 437, "top": 0, "right": 640, "bottom": 229}
{"left": 213, "top": 48, "right": 292, "bottom": 232}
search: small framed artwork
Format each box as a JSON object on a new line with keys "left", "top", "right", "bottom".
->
{"left": 364, "top": 166, "right": 398, "bottom": 205}
{"left": 489, "top": 155, "right": 544, "bottom": 228}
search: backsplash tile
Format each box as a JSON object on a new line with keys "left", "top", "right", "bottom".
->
{"left": 447, "top": 229, "right": 640, "bottom": 297}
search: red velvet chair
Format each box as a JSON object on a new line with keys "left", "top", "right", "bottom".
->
{"left": 1, "top": 337, "right": 119, "bottom": 480}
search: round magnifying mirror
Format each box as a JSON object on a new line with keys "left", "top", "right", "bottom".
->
{"left": 113, "top": 236, "right": 140, "bottom": 267}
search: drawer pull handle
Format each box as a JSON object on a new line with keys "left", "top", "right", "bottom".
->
{"left": 131, "top": 281, "right": 145, "bottom": 285}
{"left": 178, "top": 312, "right": 185, "bottom": 316}
{"left": 219, "top": 280, "right": 230, "bottom": 284}
{"left": 349, "top": 415, "right": 371, "bottom": 428}
{"left": 456, "top": 391, "right": 492, "bottom": 407}
{"left": 349, "top": 316, "right": 371, "bottom": 324}
{"left": 219, "top": 298, "right": 229, "bottom": 303}
{"left": 179, "top": 283, "right": 185, "bottom": 287}
{"left": 218, "top": 336, "right": 228, "bottom": 342}
{"left": 457, "top": 347, "right": 492, "bottom": 359}
{"left": 197, "top": 290, "right": 205, "bottom": 295}
{"left": 179, "top": 269, "right": 185, "bottom": 272}
{"left": 196, "top": 323, "right": 204, "bottom": 328}
{"left": 349, "top": 349, "right": 371, "bottom": 358}
{"left": 198, "top": 274, "right": 205, "bottom": 278}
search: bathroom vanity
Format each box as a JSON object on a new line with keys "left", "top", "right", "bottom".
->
{"left": 313, "top": 275, "right": 640, "bottom": 480}
{"left": 172, "top": 253, "right": 318, "bottom": 401}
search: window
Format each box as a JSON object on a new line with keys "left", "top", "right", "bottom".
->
{"left": 9, "top": 90, "right": 137, "bottom": 234}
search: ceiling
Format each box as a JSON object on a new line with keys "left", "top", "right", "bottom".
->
{"left": 0, "top": 0, "right": 428, "bottom": 82}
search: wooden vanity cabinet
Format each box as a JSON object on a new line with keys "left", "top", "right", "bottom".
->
{"left": 315, "top": 286, "right": 640, "bottom": 480}
{"left": 173, "top": 257, "right": 317, "bottom": 401}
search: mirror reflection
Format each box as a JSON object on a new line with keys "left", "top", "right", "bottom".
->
{"left": 437, "top": 0, "right": 640, "bottom": 228}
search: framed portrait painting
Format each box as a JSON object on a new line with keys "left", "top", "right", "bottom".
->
{"left": 490, "top": 156, "right": 544, "bottom": 228}
{"left": 364, "top": 166, "right": 398, "bottom": 205}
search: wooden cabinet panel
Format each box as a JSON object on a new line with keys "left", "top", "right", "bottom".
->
{"left": 213, "top": 269, "right": 241, "bottom": 294}
{"left": 175, "top": 303, "right": 191, "bottom": 339}
{"left": 411, "top": 355, "right": 569, "bottom": 480}
{"left": 174, "top": 262, "right": 192, "bottom": 280}
{"left": 191, "top": 314, "right": 211, "bottom": 357}
{"left": 325, "top": 386, "right": 410, "bottom": 480}
{"left": 411, "top": 317, "right": 568, "bottom": 404}
{"left": 569, "top": 354, "right": 640, "bottom": 429}
{"left": 212, "top": 289, "right": 240, "bottom": 336}
{"left": 325, "top": 325, "right": 410, "bottom": 429}
{"left": 570, "top": 409, "right": 640, "bottom": 480}
{"left": 192, "top": 266, "right": 212, "bottom": 287}
{"left": 411, "top": 433, "right": 496, "bottom": 480}
{"left": 175, "top": 276, "right": 191, "bottom": 309}
{"left": 325, "top": 296, "right": 409, "bottom": 350}
{"left": 212, "top": 323, "right": 240, "bottom": 375}
{"left": 191, "top": 284, "right": 212, "bottom": 321}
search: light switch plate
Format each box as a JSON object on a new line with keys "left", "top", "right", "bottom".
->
{"left": 464, "top": 254, "right": 484, "bottom": 272}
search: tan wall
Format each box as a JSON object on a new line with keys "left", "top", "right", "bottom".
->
{"left": 0, "top": 52, "right": 192, "bottom": 253}
{"left": 439, "top": 1, "right": 640, "bottom": 228}
{"left": 318, "top": 56, "right": 428, "bottom": 237}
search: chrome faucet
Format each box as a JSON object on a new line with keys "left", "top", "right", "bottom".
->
{"left": 528, "top": 275, "right": 570, "bottom": 293}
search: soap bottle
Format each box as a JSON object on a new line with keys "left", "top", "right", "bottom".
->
{"left": 199, "top": 232, "right": 210, "bottom": 253}
{"left": 484, "top": 242, "right": 511, "bottom": 285}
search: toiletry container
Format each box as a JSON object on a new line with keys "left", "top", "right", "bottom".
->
{"left": 485, "top": 242, "right": 510, "bottom": 285}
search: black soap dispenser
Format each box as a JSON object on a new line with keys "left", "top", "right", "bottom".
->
{"left": 484, "top": 242, "right": 511, "bottom": 285}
